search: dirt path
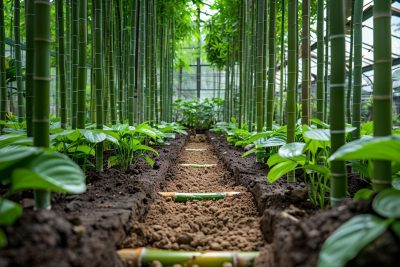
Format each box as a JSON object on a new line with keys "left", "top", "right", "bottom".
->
{"left": 129, "top": 135, "right": 265, "bottom": 252}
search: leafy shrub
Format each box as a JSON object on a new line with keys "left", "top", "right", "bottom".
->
{"left": 173, "top": 98, "right": 224, "bottom": 130}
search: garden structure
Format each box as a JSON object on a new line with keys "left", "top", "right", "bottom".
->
{"left": 0, "top": 0, "right": 400, "bottom": 267}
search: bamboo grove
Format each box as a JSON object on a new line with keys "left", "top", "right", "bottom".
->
{"left": 0, "top": 0, "right": 198, "bottom": 134}
{"left": 206, "top": 0, "right": 394, "bottom": 205}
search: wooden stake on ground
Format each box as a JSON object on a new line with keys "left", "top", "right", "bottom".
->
{"left": 158, "top": 192, "right": 241, "bottom": 202}
{"left": 179, "top": 164, "right": 217, "bottom": 168}
{"left": 185, "top": 148, "right": 208, "bottom": 151}
{"left": 117, "top": 248, "right": 259, "bottom": 267}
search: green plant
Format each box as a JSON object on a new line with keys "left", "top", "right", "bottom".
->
{"left": 318, "top": 189, "right": 400, "bottom": 267}
{"left": 173, "top": 98, "right": 224, "bottom": 130}
{"left": 0, "top": 145, "right": 86, "bottom": 247}
{"left": 106, "top": 124, "right": 159, "bottom": 170}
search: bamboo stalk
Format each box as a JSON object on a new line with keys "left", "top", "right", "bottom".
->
{"left": 0, "top": 0, "right": 5, "bottom": 133}
{"left": 373, "top": 0, "right": 392, "bottom": 190}
{"left": 329, "top": 0, "right": 347, "bottom": 206}
{"left": 33, "top": 0, "right": 51, "bottom": 209}
{"left": 287, "top": 0, "right": 297, "bottom": 182}
{"left": 159, "top": 192, "right": 241, "bottom": 202}
{"left": 118, "top": 248, "right": 259, "bottom": 267}
{"left": 352, "top": 0, "right": 363, "bottom": 140}
{"left": 316, "top": 0, "right": 324, "bottom": 123}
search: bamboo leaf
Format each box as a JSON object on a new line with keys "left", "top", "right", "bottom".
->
{"left": 318, "top": 214, "right": 388, "bottom": 267}
{"left": 303, "top": 164, "right": 331, "bottom": 176}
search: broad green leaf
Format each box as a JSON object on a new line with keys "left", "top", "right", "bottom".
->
{"left": 303, "top": 164, "right": 331, "bottom": 176}
{"left": 372, "top": 189, "right": 400, "bottom": 219}
{"left": 134, "top": 128, "right": 158, "bottom": 139}
{"left": 267, "top": 160, "right": 298, "bottom": 183}
{"left": 345, "top": 127, "right": 357, "bottom": 133}
{"left": 245, "top": 132, "right": 272, "bottom": 144}
{"left": 329, "top": 136, "right": 400, "bottom": 162}
{"left": 317, "top": 214, "right": 388, "bottom": 267}
{"left": 81, "top": 130, "right": 107, "bottom": 144}
{"left": 257, "top": 137, "right": 286, "bottom": 148}
{"left": 353, "top": 189, "right": 373, "bottom": 201}
{"left": 392, "top": 178, "right": 400, "bottom": 190}
{"left": 132, "top": 144, "right": 159, "bottom": 156}
{"left": 0, "top": 228, "right": 6, "bottom": 248}
{"left": 267, "top": 153, "right": 287, "bottom": 167}
{"left": 0, "top": 200, "right": 22, "bottom": 225}
{"left": 11, "top": 152, "right": 86, "bottom": 194}
{"left": 0, "top": 146, "right": 40, "bottom": 171}
{"left": 304, "top": 129, "right": 330, "bottom": 141}
{"left": 0, "top": 134, "right": 28, "bottom": 149}
{"left": 278, "top": 142, "right": 305, "bottom": 158}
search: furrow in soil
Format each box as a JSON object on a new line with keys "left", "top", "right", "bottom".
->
{"left": 129, "top": 135, "right": 265, "bottom": 252}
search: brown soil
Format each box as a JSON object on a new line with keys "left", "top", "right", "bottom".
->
{"left": 208, "top": 132, "right": 398, "bottom": 267}
{"left": 126, "top": 135, "right": 265, "bottom": 252}
{"left": 0, "top": 135, "right": 187, "bottom": 267}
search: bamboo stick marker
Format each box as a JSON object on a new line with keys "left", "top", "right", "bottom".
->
{"left": 117, "top": 248, "right": 259, "bottom": 267}
{"left": 185, "top": 148, "right": 208, "bottom": 151}
{"left": 158, "top": 192, "right": 241, "bottom": 202}
{"left": 179, "top": 164, "right": 217, "bottom": 168}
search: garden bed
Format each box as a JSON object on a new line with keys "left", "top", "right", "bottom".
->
{"left": 0, "top": 135, "right": 188, "bottom": 267}
{"left": 207, "top": 132, "right": 378, "bottom": 267}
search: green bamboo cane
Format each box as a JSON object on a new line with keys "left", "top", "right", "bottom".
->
{"left": 373, "top": 0, "right": 392, "bottom": 191}
{"left": 301, "top": 0, "right": 310, "bottom": 126}
{"left": 24, "top": 0, "right": 34, "bottom": 135}
{"left": 56, "top": 0, "right": 67, "bottom": 129}
{"left": 0, "top": 0, "right": 6, "bottom": 133}
{"left": 329, "top": 0, "right": 347, "bottom": 206}
{"left": 238, "top": 0, "right": 245, "bottom": 128}
{"left": 76, "top": 0, "right": 87, "bottom": 129}
{"left": 108, "top": 0, "right": 116, "bottom": 125}
{"left": 279, "top": 0, "right": 285, "bottom": 125}
{"left": 159, "top": 192, "right": 241, "bottom": 202}
{"left": 152, "top": 0, "right": 158, "bottom": 123}
{"left": 33, "top": 0, "right": 51, "bottom": 209}
{"left": 134, "top": 0, "right": 141, "bottom": 123}
{"left": 128, "top": 0, "right": 136, "bottom": 125}
{"left": 263, "top": 0, "right": 268, "bottom": 127}
{"left": 255, "top": 0, "right": 265, "bottom": 132}
{"left": 324, "top": 1, "right": 329, "bottom": 122}
{"left": 102, "top": 0, "right": 109, "bottom": 124}
{"left": 14, "top": 0, "right": 24, "bottom": 122}
{"left": 346, "top": 0, "right": 355, "bottom": 125}
{"left": 316, "top": 0, "right": 324, "bottom": 124}
{"left": 139, "top": 0, "right": 146, "bottom": 122}
{"left": 352, "top": 0, "right": 363, "bottom": 140}
{"left": 71, "top": 0, "right": 78, "bottom": 128}
{"left": 118, "top": 248, "right": 259, "bottom": 267}
{"left": 266, "top": 0, "right": 276, "bottom": 130}
{"left": 94, "top": 0, "right": 103, "bottom": 172}
{"left": 287, "top": 0, "right": 297, "bottom": 182}
{"left": 66, "top": 0, "right": 72, "bottom": 125}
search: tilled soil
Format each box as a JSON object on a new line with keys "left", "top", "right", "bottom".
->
{"left": 128, "top": 135, "right": 265, "bottom": 252}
